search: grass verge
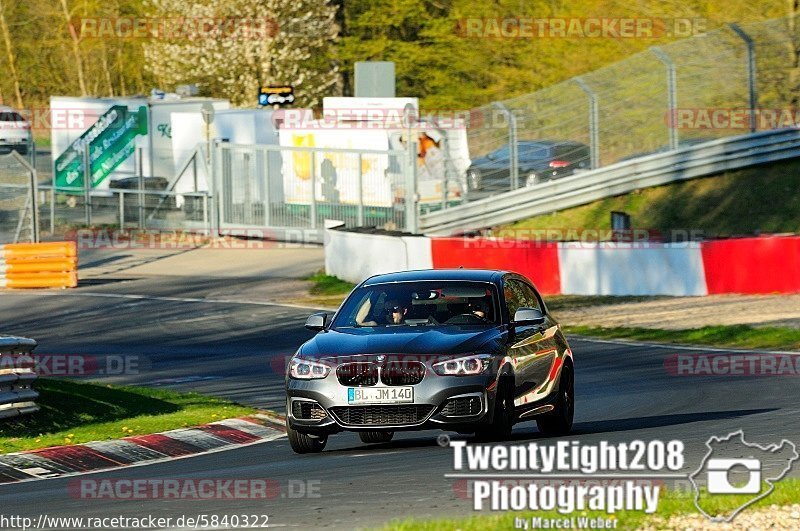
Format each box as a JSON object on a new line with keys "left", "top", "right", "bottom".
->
{"left": 565, "top": 324, "right": 800, "bottom": 351}
{"left": 288, "top": 271, "right": 355, "bottom": 308}
{"left": 381, "top": 479, "right": 800, "bottom": 530}
{"left": 306, "top": 271, "right": 355, "bottom": 296}
{"left": 0, "top": 379, "right": 254, "bottom": 453}
{"left": 499, "top": 158, "right": 800, "bottom": 238}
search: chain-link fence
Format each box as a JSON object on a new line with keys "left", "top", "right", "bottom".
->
{"left": 0, "top": 153, "right": 38, "bottom": 244}
{"left": 460, "top": 16, "right": 800, "bottom": 200}
{"left": 216, "top": 142, "right": 417, "bottom": 234}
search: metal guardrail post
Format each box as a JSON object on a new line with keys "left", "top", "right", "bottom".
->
{"left": 210, "top": 140, "right": 220, "bottom": 237}
{"left": 492, "top": 102, "right": 518, "bottom": 190}
{"left": 49, "top": 187, "right": 55, "bottom": 235}
{"left": 729, "top": 23, "right": 758, "bottom": 133}
{"left": 405, "top": 141, "right": 419, "bottom": 233}
{"left": 119, "top": 191, "right": 125, "bottom": 226}
{"left": 263, "top": 146, "right": 271, "bottom": 227}
{"left": 137, "top": 147, "right": 145, "bottom": 229}
{"left": 357, "top": 152, "right": 364, "bottom": 225}
{"left": 83, "top": 143, "right": 91, "bottom": 226}
{"left": 310, "top": 150, "right": 317, "bottom": 229}
{"left": 30, "top": 159, "right": 39, "bottom": 243}
{"left": 651, "top": 47, "right": 679, "bottom": 151}
{"left": 574, "top": 77, "right": 601, "bottom": 169}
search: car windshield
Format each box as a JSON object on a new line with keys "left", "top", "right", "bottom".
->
{"left": 332, "top": 281, "right": 500, "bottom": 328}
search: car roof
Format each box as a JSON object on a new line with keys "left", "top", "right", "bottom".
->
{"left": 362, "top": 268, "right": 505, "bottom": 286}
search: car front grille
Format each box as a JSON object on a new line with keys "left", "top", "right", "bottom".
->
{"left": 336, "top": 362, "right": 378, "bottom": 386}
{"left": 292, "top": 400, "right": 327, "bottom": 420}
{"left": 380, "top": 361, "right": 426, "bottom": 385}
{"left": 329, "top": 405, "right": 435, "bottom": 426}
{"left": 441, "top": 396, "right": 482, "bottom": 417}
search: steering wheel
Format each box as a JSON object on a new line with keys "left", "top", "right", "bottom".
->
{"left": 445, "top": 313, "right": 487, "bottom": 325}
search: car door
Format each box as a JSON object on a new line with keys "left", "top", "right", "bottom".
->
{"left": 503, "top": 277, "right": 561, "bottom": 412}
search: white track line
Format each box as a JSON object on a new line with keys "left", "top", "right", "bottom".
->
{"left": 571, "top": 335, "right": 800, "bottom": 355}
{"left": 0, "top": 290, "right": 338, "bottom": 312}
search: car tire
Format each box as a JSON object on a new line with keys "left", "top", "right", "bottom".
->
{"left": 287, "top": 424, "right": 327, "bottom": 454}
{"left": 536, "top": 366, "right": 574, "bottom": 436}
{"left": 475, "top": 376, "right": 514, "bottom": 441}
{"left": 358, "top": 430, "right": 394, "bottom": 444}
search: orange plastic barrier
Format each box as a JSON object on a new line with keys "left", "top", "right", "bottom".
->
{"left": 0, "top": 242, "right": 78, "bottom": 289}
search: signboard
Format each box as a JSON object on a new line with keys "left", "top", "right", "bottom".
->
{"left": 54, "top": 105, "right": 148, "bottom": 190}
{"left": 259, "top": 86, "right": 295, "bottom": 106}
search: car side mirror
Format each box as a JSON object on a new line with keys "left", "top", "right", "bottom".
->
{"left": 305, "top": 312, "right": 328, "bottom": 331}
{"left": 512, "top": 308, "right": 545, "bottom": 327}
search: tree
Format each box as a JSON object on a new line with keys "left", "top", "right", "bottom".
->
{"left": 143, "top": 0, "right": 341, "bottom": 107}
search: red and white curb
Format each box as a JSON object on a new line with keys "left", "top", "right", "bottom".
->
{"left": 0, "top": 414, "right": 286, "bottom": 484}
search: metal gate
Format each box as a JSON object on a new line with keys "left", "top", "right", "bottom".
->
{"left": 0, "top": 152, "right": 38, "bottom": 243}
{"left": 214, "top": 143, "right": 417, "bottom": 242}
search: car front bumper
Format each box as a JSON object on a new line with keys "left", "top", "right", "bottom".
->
{"left": 286, "top": 372, "right": 498, "bottom": 435}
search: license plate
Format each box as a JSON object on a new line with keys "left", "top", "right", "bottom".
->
{"left": 348, "top": 387, "right": 413, "bottom": 404}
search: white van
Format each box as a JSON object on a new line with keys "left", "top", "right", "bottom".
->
{"left": 0, "top": 106, "right": 31, "bottom": 155}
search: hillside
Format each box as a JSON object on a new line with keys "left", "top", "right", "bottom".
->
{"left": 500, "top": 158, "right": 800, "bottom": 239}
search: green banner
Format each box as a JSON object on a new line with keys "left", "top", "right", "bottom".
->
{"left": 54, "top": 105, "right": 148, "bottom": 190}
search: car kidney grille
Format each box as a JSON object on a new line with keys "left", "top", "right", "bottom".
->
{"left": 380, "top": 361, "right": 426, "bottom": 385}
{"left": 336, "top": 362, "right": 378, "bottom": 386}
{"left": 329, "top": 405, "right": 434, "bottom": 426}
{"left": 441, "top": 396, "right": 482, "bottom": 416}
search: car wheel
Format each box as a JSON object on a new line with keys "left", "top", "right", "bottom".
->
{"left": 475, "top": 376, "right": 514, "bottom": 441}
{"left": 358, "top": 430, "right": 394, "bottom": 444}
{"left": 287, "top": 423, "right": 327, "bottom": 454}
{"left": 536, "top": 366, "right": 574, "bottom": 436}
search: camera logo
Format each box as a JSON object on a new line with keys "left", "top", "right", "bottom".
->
{"left": 690, "top": 430, "right": 798, "bottom": 522}
{"left": 706, "top": 458, "right": 760, "bottom": 494}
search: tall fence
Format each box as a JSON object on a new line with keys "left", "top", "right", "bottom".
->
{"left": 462, "top": 16, "right": 800, "bottom": 199}
{"left": 215, "top": 142, "right": 417, "bottom": 237}
{"left": 3, "top": 17, "right": 798, "bottom": 243}
{"left": 0, "top": 153, "right": 38, "bottom": 244}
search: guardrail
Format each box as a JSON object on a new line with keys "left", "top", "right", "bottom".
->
{"left": 0, "top": 241, "right": 78, "bottom": 288}
{"left": 420, "top": 128, "right": 800, "bottom": 235}
{"left": 0, "top": 336, "right": 39, "bottom": 420}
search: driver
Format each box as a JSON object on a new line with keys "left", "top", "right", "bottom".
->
{"left": 469, "top": 299, "right": 489, "bottom": 320}
{"left": 384, "top": 298, "right": 409, "bottom": 325}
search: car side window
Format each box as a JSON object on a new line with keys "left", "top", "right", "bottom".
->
{"left": 503, "top": 280, "right": 525, "bottom": 317}
{"left": 517, "top": 281, "right": 543, "bottom": 312}
{"left": 505, "top": 279, "right": 542, "bottom": 318}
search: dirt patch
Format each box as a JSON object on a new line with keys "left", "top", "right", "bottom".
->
{"left": 555, "top": 294, "right": 800, "bottom": 330}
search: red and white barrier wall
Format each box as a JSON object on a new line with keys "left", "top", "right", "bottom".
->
{"left": 326, "top": 229, "right": 800, "bottom": 296}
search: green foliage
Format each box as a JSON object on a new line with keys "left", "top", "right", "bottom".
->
{"left": 306, "top": 270, "right": 355, "bottom": 295}
{"left": 0, "top": 378, "right": 254, "bottom": 453}
{"left": 503, "top": 158, "right": 800, "bottom": 238}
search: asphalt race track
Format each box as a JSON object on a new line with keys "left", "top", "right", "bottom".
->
{"left": 0, "top": 277, "right": 798, "bottom": 529}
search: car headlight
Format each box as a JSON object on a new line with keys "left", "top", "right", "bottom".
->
{"left": 289, "top": 358, "right": 331, "bottom": 379}
{"left": 433, "top": 354, "right": 492, "bottom": 376}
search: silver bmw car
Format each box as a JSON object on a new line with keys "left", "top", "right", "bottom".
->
{"left": 284, "top": 269, "right": 575, "bottom": 453}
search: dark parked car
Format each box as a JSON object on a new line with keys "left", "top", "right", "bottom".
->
{"left": 285, "top": 269, "right": 575, "bottom": 453}
{"left": 466, "top": 140, "right": 590, "bottom": 192}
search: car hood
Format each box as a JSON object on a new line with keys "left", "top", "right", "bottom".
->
{"left": 298, "top": 326, "right": 506, "bottom": 360}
